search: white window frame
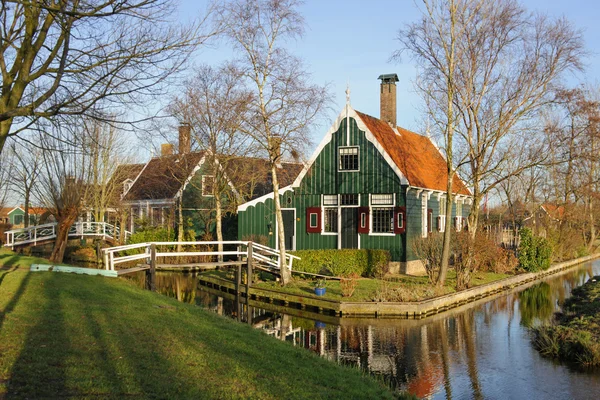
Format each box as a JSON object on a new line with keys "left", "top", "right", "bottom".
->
{"left": 338, "top": 146, "right": 360, "bottom": 172}
{"left": 438, "top": 195, "right": 446, "bottom": 232}
{"left": 202, "top": 175, "right": 215, "bottom": 197}
{"left": 123, "top": 179, "right": 133, "bottom": 195}
{"left": 369, "top": 193, "right": 395, "bottom": 236}
{"left": 421, "top": 193, "right": 428, "bottom": 238}
{"left": 455, "top": 199, "right": 463, "bottom": 232}
{"left": 321, "top": 194, "right": 339, "bottom": 235}
{"left": 308, "top": 212, "right": 319, "bottom": 229}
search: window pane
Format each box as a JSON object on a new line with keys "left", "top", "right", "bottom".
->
{"left": 310, "top": 213, "right": 318, "bottom": 228}
{"left": 372, "top": 208, "right": 394, "bottom": 233}
{"left": 339, "top": 147, "right": 359, "bottom": 171}
{"left": 323, "top": 195, "right": 338, "bottom": 206}
{"left": 340, "top": 194, "right": 359, "bottom": 205}
{"left": 371, "top": 194, "right": 393, "bottom": 205}
{"left": 324, "top": 208, "right": 337, "bottom": 233}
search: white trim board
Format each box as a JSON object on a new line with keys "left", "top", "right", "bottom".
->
{"left": 291, "top": 107, "right": 410, "bottom": 188}
{"left": 237, "top": 186, "right": 294, "bottom": 212}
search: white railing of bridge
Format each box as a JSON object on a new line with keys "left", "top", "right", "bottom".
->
{"left": 4, "top": 222, "right": 131, "bottom": 248}
{"left": 101, "top": 240, "right": 300, "bottom": 272}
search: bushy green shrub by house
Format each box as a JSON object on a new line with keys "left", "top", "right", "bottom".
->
{"left": 290, "top": 249, "right": 390, "bottom": 278}
{"left": 126, "top": 227, "right": 174, "bottom": 255}
{"left": 518, "top": 228, "right": 552, "bottom": 272}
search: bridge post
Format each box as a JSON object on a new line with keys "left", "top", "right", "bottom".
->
{"left": 147, "top": 243, "right": 157, "bottom": 292}
{"left": 246, "top": 242, "right": 253, "bottom": 291}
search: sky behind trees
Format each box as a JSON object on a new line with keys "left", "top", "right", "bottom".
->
{"left": 179, "top": 0, "right": 600, "bottom": 143}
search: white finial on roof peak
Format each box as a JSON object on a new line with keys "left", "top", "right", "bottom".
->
{"left": 345, "top": 82, "right": 351, "bottom": 106}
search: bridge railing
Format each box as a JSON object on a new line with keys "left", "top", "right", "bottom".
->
{"left": 102, "top": 240, "right": 300, "bottom": 272}
{"left": 4, "top": 222, "right": 131, "bottom": 248}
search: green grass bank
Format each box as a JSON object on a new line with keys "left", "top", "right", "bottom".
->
{"left": 533, "top": 275, "right": 600, "bottom": 368}
{"left": 0, "top": 249, "right": 398, "bottom": 399}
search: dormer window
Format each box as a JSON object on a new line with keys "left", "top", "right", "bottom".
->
{"left": 123, "top": 179, "right": 133, "bottom": 195}
{"left": 339, "top": 146, "right": 359, "bottom": 171}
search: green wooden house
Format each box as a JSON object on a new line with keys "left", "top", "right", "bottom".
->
{"left": 237, "top": 74, "right": 472, "bottom": 274}
{"left": 117, "top": 124, "right": 301, "bottom": 240}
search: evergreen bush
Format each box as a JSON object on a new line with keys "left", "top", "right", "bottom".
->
{"left": 518, "top": 228, "right": 552, "bottom": 272}
{"left": 290, "top": 249, "right": 390, "bottom": 278}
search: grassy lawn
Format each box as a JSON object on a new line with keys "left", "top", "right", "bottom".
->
{"left": 246, "top": 269, "right": 513, "bottom": 302}
{"left": 0, "top": 249, "right": 397, "bottom": 399}
{"left": 533, "top": 275, "right": 600, "bottom": 367}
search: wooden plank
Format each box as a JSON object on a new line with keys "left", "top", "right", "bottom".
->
{"left": 156, "top": 261, "right": 246, "bottom": 268}
{"left": 117, "top": 266, "right": 150, "bottom": 275}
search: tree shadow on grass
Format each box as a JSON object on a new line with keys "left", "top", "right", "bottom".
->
{"left": 5, "top": 274, "right": 200, "bottom": 398}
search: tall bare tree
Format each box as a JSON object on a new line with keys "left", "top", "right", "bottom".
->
{"left": 0, "top": 0, "right": 214, "bottom": 156}
{"left": 84, "top": 119, "right": 134, "bottom": 224}
{"left": 216, "top": 0, "right": 330, "bottom": 284}
{"left": 170, "top": 64, "right": 251, "bottom": 259}
{"left": 396, "top": 0, "right": 466, "bottom": 286}
{"left": 36, "top": 121, "right": 91, "bottom": 263}
{"left": 397, "top": 0, "right": 584, "bottom": 285}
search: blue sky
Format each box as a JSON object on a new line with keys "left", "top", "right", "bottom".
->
{"left": 178, "top": 0, "right": 600, "bottom": 144}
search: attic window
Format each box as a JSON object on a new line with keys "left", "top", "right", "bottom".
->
{"left": 123, "top": 179, "right": 133, "bottom": 195}
{"left": 202, "top": 175, "right": 214, "bottom": 197}
{"left": 339, "top": 146, "right": 359, "bottom": 171}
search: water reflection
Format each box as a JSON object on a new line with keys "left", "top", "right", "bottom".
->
{"left": 121, "top": 262, "right": 600, "bottom": 399}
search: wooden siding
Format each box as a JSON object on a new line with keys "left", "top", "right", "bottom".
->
{"left": 237, "top": 116, "right": 472, "bottom": 262}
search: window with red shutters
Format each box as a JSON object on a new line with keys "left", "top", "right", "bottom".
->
{"left": 394, "top": 206, "right": 406, "bottom": 234}
{"left": 358, "top": 207, "right": 369, "bottom": 234}
{"left": 306, "top": 207, "right": 321, "bottom": 233}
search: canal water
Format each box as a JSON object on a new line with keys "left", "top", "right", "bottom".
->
{"left": 123, "top": 261, "right": 600, "bottom": 399}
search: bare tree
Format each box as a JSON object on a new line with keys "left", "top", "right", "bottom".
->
{"left": 396, "top": 0, "right": 467, "bottom": 286}
{"left": 8, "top": 140, "right": 42, "bottom": 227}
{"left": 216, "top": 0, "right": 330, "bottom": 284}
{"left": 170, "top": 64, "right": 251, "bottom": 259}
{"left": 396, "top": 0, "right": 584, "bottom": 285}
{"left": 0, "top": 0, "right": 215, "bottom": 156}
{"left": 84, "top": 119, "right": 134, "bottom": 224}
{"left": 36, "top": 122, "right": 91, "bottom": 263}
{"left": 451, "top": 0, "right": 583, "bottom": 238}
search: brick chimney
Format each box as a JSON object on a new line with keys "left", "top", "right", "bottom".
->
{"left": 161, "top": 143, "right": 174, "bottom": 156}
{"left": 179, "top": 122, "right": 191, "bottom": 154}
{"left": 378, "top": 73, "right": 399, "bottom": 127}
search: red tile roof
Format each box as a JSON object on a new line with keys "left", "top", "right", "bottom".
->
{"left": 355, "top": 111, "right": 471, "bottom": 195}
{"left": 541, "top": 203, "right": 565, "bottom": 220}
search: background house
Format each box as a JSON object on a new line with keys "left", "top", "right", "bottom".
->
{"left": 237, "top": 74, "right": 472, "bottom": 274}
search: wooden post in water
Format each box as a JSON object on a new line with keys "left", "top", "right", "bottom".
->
{"left": 236, "top": 262, "right": 242, "bottom": 322}
{"left": 147, "top": 243, "right": 157, "bottom": 292}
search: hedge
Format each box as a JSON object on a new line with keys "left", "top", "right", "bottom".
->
{"left": 290, "top": 249, "right": 390, "bottom": 278}
{"left": 518, "top": 228, "right": 552, "bottom": 272}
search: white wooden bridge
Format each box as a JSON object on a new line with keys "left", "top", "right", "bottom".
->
{"left": 102, "top": 241, "right": 299, "bottom": 275}
{"left": 4, "top": 222, "right": 130, "bottom": 249}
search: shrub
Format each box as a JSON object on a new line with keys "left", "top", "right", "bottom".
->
{"left": 339, "top": 273, "right": 360, "bottom": 297}
{"left": 518, "top": 228, "right": 552, "bottom": 272}
{"left": 411, "top": 233, "right": 444, "bottom": 284}
{"left": 290, "top": 249, "right": 390, "bottom": 278}
{"left": 128, "top": 227, "right": 174, "bottom": 245}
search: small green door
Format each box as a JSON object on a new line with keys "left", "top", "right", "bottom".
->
{"left": 282, "top": 210, "right": 295, "bottom": 250}
{"left": 341, "top": 208, "right": 358, "bottom": 249}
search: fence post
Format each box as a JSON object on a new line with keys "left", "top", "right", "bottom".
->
{"left": 246, "top": 242, "right": 253, "bottom": 292}
{"left": 104, "top": 250, "right": 110, "bottom": 270}
{"left": 147, "top": 243, "right": 157, "bottom": 292}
